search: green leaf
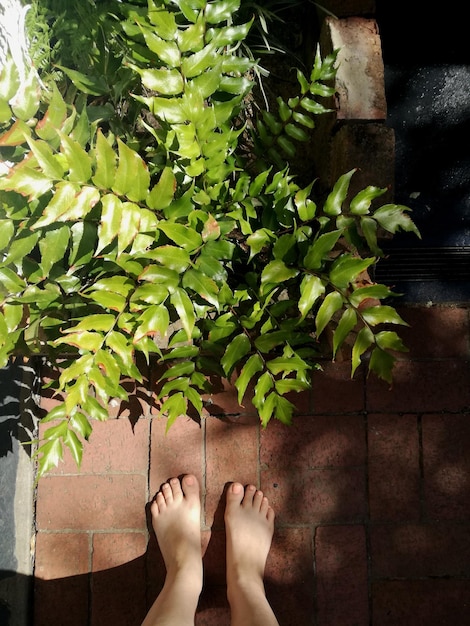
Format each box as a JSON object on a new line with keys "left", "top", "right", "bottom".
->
{"left": 158, "top": 222, "right": 202, "bottom": 252}
{"left": 369, "top": 346, "right": 395, "bottom": 384}
{"left": 39, "top": 225, "right": 70, "bottom": 275}
{"left": 5, "top": 230, "right": 40, "bottom": 265}
{"left": 181, "top": 43, "right": 217, "bottom": 78}
{"left": 135, "top": 66, "right": 184, "bottom": 95}
{"left": 315, "top": 291, "right": 343, "bottom": 337}
{"left": 221, "top": 333, "right": 251, "bottom": 377}
{"left": 97, "top": 194, "right": 122, "bottom": 252}
{"left": 112, "top": 139, "right": 150, "bottom": 202}
{"left": 35, "top": 438, "right": 64, "bottom": 479}
{"left": 361, "top": 305, "right": 409, "bottom": 327}
{"left": 261, "top": 260, "right": 298, "bottom": 287}
{"left": 59, "top": 131, "right": 92, "bottom": 182}
{"left": 350, "top": 185, "right": 386, "bottom": 214}
{"left": 205, "top": 0, "right": 240, "bottom": 23}
{"left": 324, "top": 169, "right": 356, "bottom": 216}
{"left": 118, "top": 202, "right": 141, "bottom": 254}
{"left": 360, "top": 216, "right": 381, "bottom": 255}
{"left": 63, "top": 429, "right": 83, "bottom": 467}
{"left": 55, "top": 65, "right": 108, "bottom": 95}
{"left": 298, "top": 274, "right": 325, "bottom": 321}
{"left": 92, "top": 130, "right": 117, "bottom": 189}
{"left": 170, "top": 288, "right": 195, "bottom": 339}
{"left": 160, "top": 392, "right": 187, "bottom": 431}
{"left": 253, "top": 371, "right": 274, "bottom": 411}
{"left": 303, "top": 230, "right": 342, "bottom": 270}
{"left": 373, "top": 204, "right": 421, "bottom": 237}
{"left": 24, "top": 136, "right": 65, "bottom": 179}
{"left": 329, "top": 255, "right": 375, "bottom": 289}
{"left": 349, "top": 284, "right": 397, "bottom": 307}
{"left": 333, "top": 307, "right": 357, "bottom": 357}
{"left": 351, "top": 326, "right": 374, "bottom": 376}
{"left": 134, "top": 304, "right": 170, "bottom": 342}
{"left": 234, "top": 353, "right": 263, "bottom": 405}
{"left": 141, "top": 29, "right": 181, "bottom": 66}
{"left": 147, "top": 167, "right": 176, "bottom": 210}
{"left": 182, "top": 268, "right": 219, "bottom": 307}
{"left": 375, "top": 330, "right": 408, "bottom": 353}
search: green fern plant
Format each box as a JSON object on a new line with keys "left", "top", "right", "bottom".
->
{"left": 0, "top": 0, "right": 420, "bottom": 478}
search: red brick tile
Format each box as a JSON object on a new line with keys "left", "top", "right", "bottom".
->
{"left": 372, "top": 580, "right": 470, "bottom": 626}
{"left": 266, "top": 527, "right": 315, "bottom": 625}
{"left": 315, "top": 525, "right": 368, "bottom": 626}
{"left": 106, "top": 376, "right": 151, "bottom": 419}
{"left": 397, "top": 305, "right": 470, "bottom": 358}
{"left": 261, "top": 415, "right": 366, "bottom": 469}
{"left": 312, "top": 361, "right": 365, "bottom": 413}
{"left": 370, "top": 523, "right": 470, "bottom": 578}
{"left": 202, "top": 377, "right": 258, "bottom": 419}
{"left": 261, "top": 467, "right": 367, "bottom": 524}
{"left": 205, "top": 418, "right": 259, "bottom": 528}
{"left": 149, "top": 415, "right": 203, "bottom": 498}
{"left": 91, "top": 532, "right": 148, "bottom": 626}
{"left": 422, "top": 414, "right": 470, "bottom": 520}
{"left": 368, "top": 414, "right": 420, "bottom": 521}
{"left": 34, "top": 532, "right": 90, "bottom": 626}
{"left": 36, "top": 474, "right": 147, "bottom": 531}
{"left": 39, "top": 417, "right": 150, "bottom": 475}
{"left": 366, "top": 359, "right": 470, "bottom": 413}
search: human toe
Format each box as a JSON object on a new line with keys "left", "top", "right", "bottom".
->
{"left": 181, "top": 474, "right": 200, "bottom": 502}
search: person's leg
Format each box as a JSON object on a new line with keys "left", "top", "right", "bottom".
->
{"left": 142, "top": 474, "right": 203, "bottom": 626}
{"left": 225, "top": 482, "right": 280, "bottom": 626}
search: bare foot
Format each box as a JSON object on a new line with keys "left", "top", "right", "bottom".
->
{"left": 142, "top": 475, "right": 203, "bottom": 625}
{"left": 224, "top": 483, "right": 275, "bottom": 592}
{"left": 150, "top": 474, "right": 203, "bottom": 586}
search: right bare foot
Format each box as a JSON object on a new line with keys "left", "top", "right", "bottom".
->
{"left": 150, "top": 474, "right": 203, "bottom": 587}
{"left": 224, "top": 483, "right": 275, "bottom": 591}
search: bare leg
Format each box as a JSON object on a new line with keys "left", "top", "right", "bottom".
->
{"left": 142, "top": 474, "right": 203, "bottom": 626}
{"left": 225, "top": 483, "right": 280, "bottom": 626}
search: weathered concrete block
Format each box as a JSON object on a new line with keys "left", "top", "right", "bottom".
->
{"left": 321, "top": 16, "right": 386, "bottom": 121}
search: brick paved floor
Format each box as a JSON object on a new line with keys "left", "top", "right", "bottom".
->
{"left": 33, "top": 305, "right": 470, "bottom": 625}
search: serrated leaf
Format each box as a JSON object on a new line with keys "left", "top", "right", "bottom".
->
{"left": 315, "top": 291, "right": 343, "bottom": 337}
{"left": 205, "top": 0, "right": 240, "bottom": 23}
{"left": 234, "top": 353, "right": 263, "bottom": 405}
{"left": 350, "top": 185, "right": 386, "bottom": 215}
{"left": 181, "top": 42, "right": 217, "bottom": 77}
{"left": 118, "top": 202, "right": 141, "bottom": 255}
{"left": 349, "top": 284, "right": 397, "bottom": 306}
{"left": 147, "top": 167, "right": 176, "bottom": 210}
{"left": 112, "top": 139, "right": 150, "bottom": 202}
{"left": 59, "top": 131, "right": 92, "bottom": 182}
{"left": 136, "top": 66, "right": 184, "bottom": 95}
{"left": 97, "top": 194, "right": 122, "bottom": 252}
{"left": 373, "top": 204, "right": 421, "bottom": 237}
{"left": 39, "top": 225, "right": 70, "bottom": 275}
{"left": 92, "top": 130, "right": 116, "bottom": 189}
{"left": 303, "top": 230, "right": 342, "bottom": 270}
{"left": 160, "top": 392, "right": 187, "bottom": 431}
{"left": 329, "top": 255, "right": 375, "bottom": 289}
{"left": 253, "top": 371, "right": 274, "bottom": 411}
{"left": 324, "top": 169, "right": 356, "bottom": 216}
{"left": 298, "top": 274, "right": 325, "bottom": 321}
{"left": 221, "top": 333, "right": 251, "bottom": 377}
{"left": 369, "top": 346, "right": 395, "bottom": 384}
{"left": 170, "top": 288, "right": 195, "bottom": 340}
{"left": 182, "top": 268, "right": 219, "bottom": 307}
{"left": 360, "top": 216, "right": 381, "bottom": 255}
{"left": 351, "top": 326, "right": 374, "bottom": 376}
{"left": 24, "top": 136, "right": 65, "bottom": 179}
{"left": 361, "top": 305, "right": 409, "bottom": 327}
{"left": 158, "top": 222, "right": 202, "bottom": 252}
{"left": 333, "top": 307, "right": 357, "bottom": 357}
{"left": 141, "top": 29, "right": 180, "bottom": 66}
{"left": 5, "top": 230, "right": 40, "bottom": 265}
{"left": 261, "top": 260, "right": 298, "bottom": 287}
{"left": 134, "top": 304, "right": 170, "bottom": 342}
{"left": 375, "top": 330, "right": 408, "bottom": 353}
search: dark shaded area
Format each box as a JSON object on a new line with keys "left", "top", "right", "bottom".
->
{"left": 375, "top": 2, "right": 470, "bottom": 302}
